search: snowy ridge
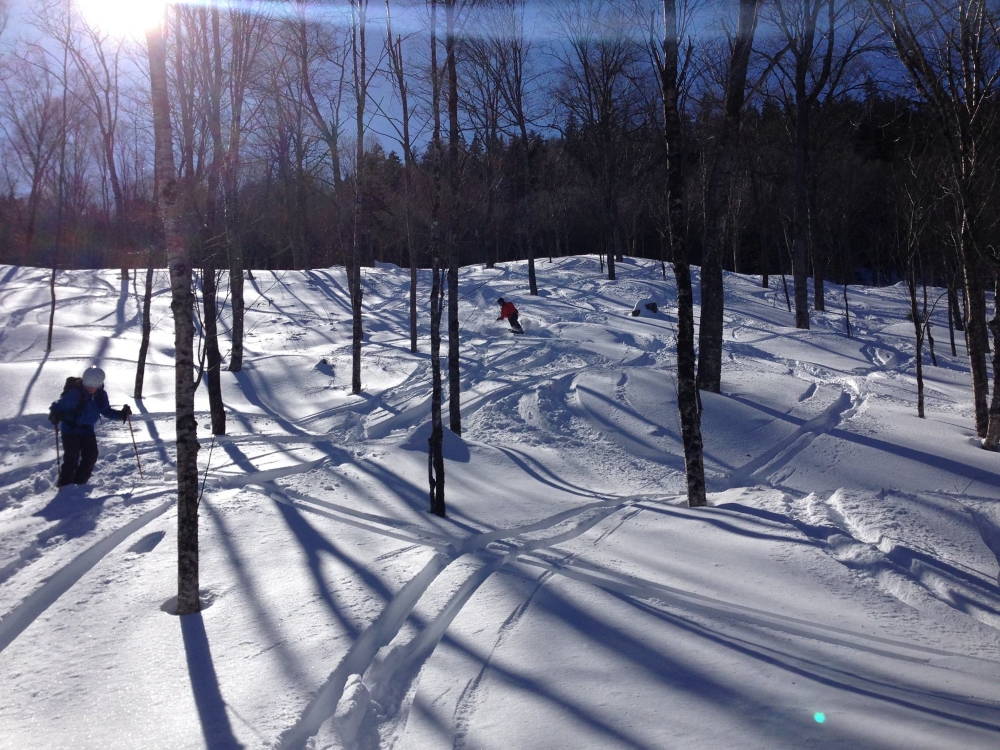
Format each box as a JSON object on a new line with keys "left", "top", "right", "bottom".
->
{"left": 1, "top": 258, "right": 999, "bottom": 749}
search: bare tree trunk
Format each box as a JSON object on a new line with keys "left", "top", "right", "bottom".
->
{"left": 46, "top": 266, "right": 57, "bottom": 351}
{"left": 907, "top": 262, "right": 925, "bottom": 419}
{"left": 203, "top": 267, "right": 225, "bottom": 435}
{"left": 812, "top": 242, "right": 826, "bottom": 311}
{"left": 697, "top": 0, "right": 761, "bottom": 393}
{"left": 843, "top": 283, "right": 851, "bottom": 338}
{"left": 351, "top": 263, "right": 363, "bottom": 394}
{"left": 408, "top": 208, "right": 417, "bottom": 353}
{"left": 134, "top": 266, "right": 154, "bottom": 399}
{"left": 985, "top": 302, "right": 1000, "bottom": 450}
{"left": 792, "top": 100, "right": 811, "bottom": 330}
{"left": 429, "top": 260, "right": 446, "bottom": 516}
{"left": 446, "top": 0, "right": 461, "bottom": 435}
{"left": 428, "top": 0, "right": 446, "bottom": 517}
{"left": 949, "top": 283, "right": 964, "bottom": 333}
{"left": 522, "top": 136, "right": 538, "bottom": 296}
{"left": 868, "top": 0, "right": 992, "bottom": 440}
{"left": 921, "top": 272, "right": 936, "bottom": 366}
{"left": 485, "top": 167, "right": 497, "bottom": 269}
{"left": 293, "top": 103, "right": 308, "bottom": 271}
{"left": 447, "top": 257, "right": 460, "bottom": 434}
{"left": 810, "top": 173, "right": 825, "bottom": 313}
{"left": 661, "top": 0, "right": 706, "bottom": 507}
{"left": 226, "top": 231, "right": 245, "bottom": 374}
{"left": 750, "top": 170, "right": 769, "bottom": 288}
{"left": 350, "top": 0, "right": 369, "bottom": 396}
{"left": 605, "top": 186, "right": 617, "bottom": 281}
{"left": 965, "top": 266, "right": 990, "bottom": 437}
{"left": 203, "top": 6, "right": 225, "bottom": 436}
{"left": 947, "top": 284, "right": 957, "bottom": 356}
{"left": 147, "top": 21, "right": 200, "bottom": 616}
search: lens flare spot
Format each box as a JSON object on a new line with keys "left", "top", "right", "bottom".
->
{"left": 77, "top": 0, "right": 168, "bottom": 38}
{"left": 814, "top": 712, "right": 826, "bottom": 724}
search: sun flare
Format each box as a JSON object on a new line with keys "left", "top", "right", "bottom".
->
{"left": 77, "top": 0, "right": 168, "bottom": 38}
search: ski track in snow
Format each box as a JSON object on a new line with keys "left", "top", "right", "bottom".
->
{"left": 448, "top": 503, "right": 646, "bottom": 749}
{"left": 278, "top": 495, "right": 641, "bottom": 749}
{"left": 718, "top": 388, "right": 856, "bottom": 491}
{"left": 712, "top": 321, "right": 1000, "bottom": 633}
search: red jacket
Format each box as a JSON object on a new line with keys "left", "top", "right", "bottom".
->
{"left": 498, "top": 301, "right": 517, "bottom": 320}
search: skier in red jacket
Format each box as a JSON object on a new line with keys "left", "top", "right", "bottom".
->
{"left": 496, "top": 297, "right": 524, "bottom": 334}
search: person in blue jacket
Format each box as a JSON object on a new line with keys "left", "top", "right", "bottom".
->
{"left": 48, "top": 366, "right": 132, "bottom": 487}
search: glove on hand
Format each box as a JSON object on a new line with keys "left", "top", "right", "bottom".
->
{"left": 120, "top": 404, "right": 132, "bottom": 422}
{"left": 48, "top": 410, "right": 61, "bottom": 425}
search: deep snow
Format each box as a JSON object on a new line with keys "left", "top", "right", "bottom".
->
{"left": 0, "top": 257, "right": 999, "bottom": 749}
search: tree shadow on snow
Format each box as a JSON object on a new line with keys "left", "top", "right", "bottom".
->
{"left": 274, "top": 497, "right": 396, "bottom": 640}
{"left": 180, "top": 613, "right": 244, "bottom": 749}
{"left": 201, "top": 497, "right": 314, "bottom": 691}
{"left": 502, "top": 565, "right": 999, "bottom": 747}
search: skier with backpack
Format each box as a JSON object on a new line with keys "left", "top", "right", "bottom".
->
{"left": 496, "top": 297, "right": 524, "bottom": 334}
{"left": 48, "top": 366, "right": 132, "bottom": 488}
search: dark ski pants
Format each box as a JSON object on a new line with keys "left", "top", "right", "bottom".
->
{"left": 508, "top": 312, "right": 524, "bottom": 334}
{"left": 59, "top": 431, "right": 99, "bottom": 487}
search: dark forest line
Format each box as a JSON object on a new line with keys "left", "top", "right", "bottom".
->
{"left": 0, "top": 92, "right": 956, "bottom": 288}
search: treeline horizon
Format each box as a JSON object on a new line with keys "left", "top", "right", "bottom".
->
{"left": 0, "top": 0, "right": 983, "bottom": 288}
{"left": 1, "top": 92, "right": 929, "bottom": 285}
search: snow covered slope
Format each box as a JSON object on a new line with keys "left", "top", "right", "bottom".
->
{"left": 0, "top": 257, "right": 998, "bottom": 749}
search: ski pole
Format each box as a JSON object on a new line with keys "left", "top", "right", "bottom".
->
{"left": 127, "top": 415, "right": 145, "bottom": 479}
{"left": 54, "top": 424, "right": 60, "bottom": 477}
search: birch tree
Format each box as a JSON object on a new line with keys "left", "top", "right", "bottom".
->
{"left": 147, "top": 16, "right": 201, "bottom": 616}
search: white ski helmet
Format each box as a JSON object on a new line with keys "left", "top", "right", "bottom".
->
{"left": 82, "top": 366, "right": 106, "bottom": 388}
